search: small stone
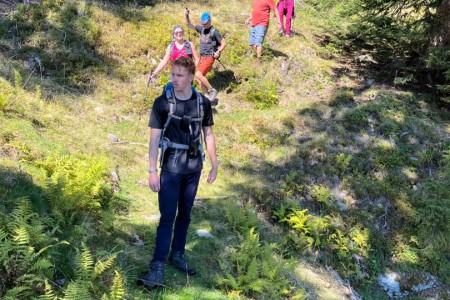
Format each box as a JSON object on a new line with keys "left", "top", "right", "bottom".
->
{"left": 196, "top": 229, "right": 213, "bottom": 238}
{"left": 132, "top": 234, "right": 145, "bottom": 247}
{"left": 108, "top": 134, "right": 120, "bottom": 143}
{"left": 94, "top": 106, "right": 103, "bottom": 113}
{"left": 337, "top": 201, "right": 348, "bottom": 211}
{"left": 55, "top": 278, "right": 65, "bottom": 286}
{"left": 144, "top": 215, "right": 160, "bottom": 222}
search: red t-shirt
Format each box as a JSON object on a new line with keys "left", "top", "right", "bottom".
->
{"left": 251, "top": 0, "right": 276, "bottom": 27}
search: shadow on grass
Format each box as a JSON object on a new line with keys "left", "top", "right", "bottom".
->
{"left": 0, "top": 0, "right": 152, "bottom": 98}
{"left": 209, "top": 68, "right": 239, "bottom": 94}
{"left": 219, "top": 85, "right": 450, "bottom": 298}
{"left": 0, "top": 165, "right": 47, "bottom": 213}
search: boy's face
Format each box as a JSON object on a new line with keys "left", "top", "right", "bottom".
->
{"left": 171, "top": 66, "right": 194, "bottom": 92}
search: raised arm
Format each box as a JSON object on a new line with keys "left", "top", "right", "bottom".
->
{"left": 185, "top": 8, "right": 196, "bottom": 30}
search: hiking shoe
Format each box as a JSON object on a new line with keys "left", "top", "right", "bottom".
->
{"left": 137, "top": 261, "right": 165, "bottom": 290}
{"left": 285, "top": 34, "right": 291, "bottom": 38}
{"left": 208, "top": 88, "right": 218, "bottom": 101}
{"left": 278, "top": 29, "right": 284, "bottom": 35}
{"left": 210, "top": 98, "right": 219, "bottom": 107}
{"left": 168, "top": 250, "right": 196, "bottom": 275}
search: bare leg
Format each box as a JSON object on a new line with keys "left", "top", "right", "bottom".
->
{"left": 195, "top": 71, "right": 211, "bottom": 94}
{"left": 256, "top": 46, "right": 262, "bottom": 58}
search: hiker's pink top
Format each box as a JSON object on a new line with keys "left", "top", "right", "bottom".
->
{"left": 251, "top": 0, "right": 276, "bottom": 27}
{"left": 170, "top": 43, "right": 191, "bottom": 62}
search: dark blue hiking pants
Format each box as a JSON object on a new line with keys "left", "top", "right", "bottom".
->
{"left": 152, "top": 170, "right": 201, "bottom": 263}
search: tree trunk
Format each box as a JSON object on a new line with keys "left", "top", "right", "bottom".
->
{"left": 431, "top": 0, "right": 450, "bottom": 47}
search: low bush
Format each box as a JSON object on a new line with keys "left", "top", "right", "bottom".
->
{"left": 244, "top": 78, "right": 279, "bottom": 109}
{"left": 216, "top": 228, "right": 305, "bottom": 299}
{"left": 342, "top": 107, "right": 369, "bottom": 130}
{"left": 37, "top": 153, "right": 112, "bottom": 215}
{"left": 330, "top": 89, "right": 354, "bottom": 106}
{"left": 0, "top": 199, "right": 68, "bottom": 299}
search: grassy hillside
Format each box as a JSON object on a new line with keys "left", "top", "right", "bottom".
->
{"left": 1, "top": 0, "right": 449, "bottom": 299}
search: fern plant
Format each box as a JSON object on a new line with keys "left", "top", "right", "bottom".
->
{"left": 0, "top": 199, "right": 68, "bottom": 299}
{"left": 38, "top": 153, "right": 112, "bottom": 215}
{"left": 40, "top": 243, "right": 124, "bottom": 300}
{"left": 216, "top": 228, "right": 301, "bottom": 299}
{"left": 309, "top": 184, "right": 332, "bottom": 208}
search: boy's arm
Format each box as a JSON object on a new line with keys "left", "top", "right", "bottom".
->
{"left": 203, "top": 126, "right": 218, "bottom": 183}
{"left": 148, "top": 128, "right": 161, "bottom": 192}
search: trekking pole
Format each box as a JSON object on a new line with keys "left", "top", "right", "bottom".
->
{"left": 216, "top": 57, "right": 237, "bottom": 82}
{"left": 295, "top": 0, "right": 305, "bottom": 10}
{"left": 134, "top": 70, "right": 153, "bottom": 136}
{"left": 216, "top": 58, "right": 227, "bottom": 71}
{"left": 185, "top": 7, "right": 191, "bottom": 41}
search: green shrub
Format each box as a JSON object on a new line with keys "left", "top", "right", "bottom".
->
{"left": 40, "top": 243, "right": 124, "bottom": 299}
{"left": 427, "top": 47, "right": 450, "bottom": 104}
{"left": 310, "top": 184, "right": 332, "bottom": 207}
{"left": 278, "top": 171, "right": 305, "bottom": 199}
{"left": 37, "top": 153, "right": 113, "bottom": 215}
{"left": 330, "top": 89, "right": 354, "bottom": 106}
{"left": 342, "top": 108, "right": 369, "bottom": 131}
{"left": 413, "top": 151, "right": 450, "bottom": 250}
{"left": 216, "top": 228, "right": 303, "bottom": 299}
{"left": 335, "top": 153, "right": 352, "bottom": 174}
{"left": 282, "top": 208, "right": 372, "bottom": 278}
{"left": 0, "top": 78, "right": 15, "bottom": 111}
{"left": 0, "top": 199, "right": 68, "bottom": 299}
{"left": 244, "top": 78, "right": 279, "bottom": 109}
{"left": 224, "top": 202, "right": 259, "bottom": 233}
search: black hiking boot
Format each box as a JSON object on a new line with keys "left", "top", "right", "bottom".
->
{"left": 168, "top": 250, "right": 196, "bottom": 275}
{"left": 137, "top": 261, "right": 165, "bottom": 290}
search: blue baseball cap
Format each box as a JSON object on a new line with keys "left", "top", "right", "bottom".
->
{"left": 200, "top": 12, "right": 211, "bottom": 25}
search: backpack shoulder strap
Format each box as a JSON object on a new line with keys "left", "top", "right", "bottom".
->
{"left": 169, "top": 42, "right": 174, "bottom": 55}
{"left": 165, "top": 84, "right": 176, "bottom": 115}
{"left": 183, "top": 40, "right": 192, "bottom": 55}
{"left": 196, "top": 90, "right": 204, "bottom": 121}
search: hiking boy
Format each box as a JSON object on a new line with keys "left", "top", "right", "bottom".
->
{"left": 245, "top": 0, "right": 280, "bottom": 64}
{"left": 137, "top": 56, "right": 218, "bottom": 290}
{"left": 186, "top": 9, "right": 227, "bottom": 102}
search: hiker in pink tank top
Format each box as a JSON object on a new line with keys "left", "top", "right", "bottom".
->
{"left": 277, "top": 0, "right": 295, "bottom": 37}
{"left": 151, "top": 25, "right": 199, "bottom": 80}
{"left": 170, "top": 43, "right": 190, "bottom": 62}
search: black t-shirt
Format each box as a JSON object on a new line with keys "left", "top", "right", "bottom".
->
{"left": 194, "top": 25, "right": 223, "bottom": 56}
{"left": 149, "top": 91, "right": 214, "bottom": 174}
